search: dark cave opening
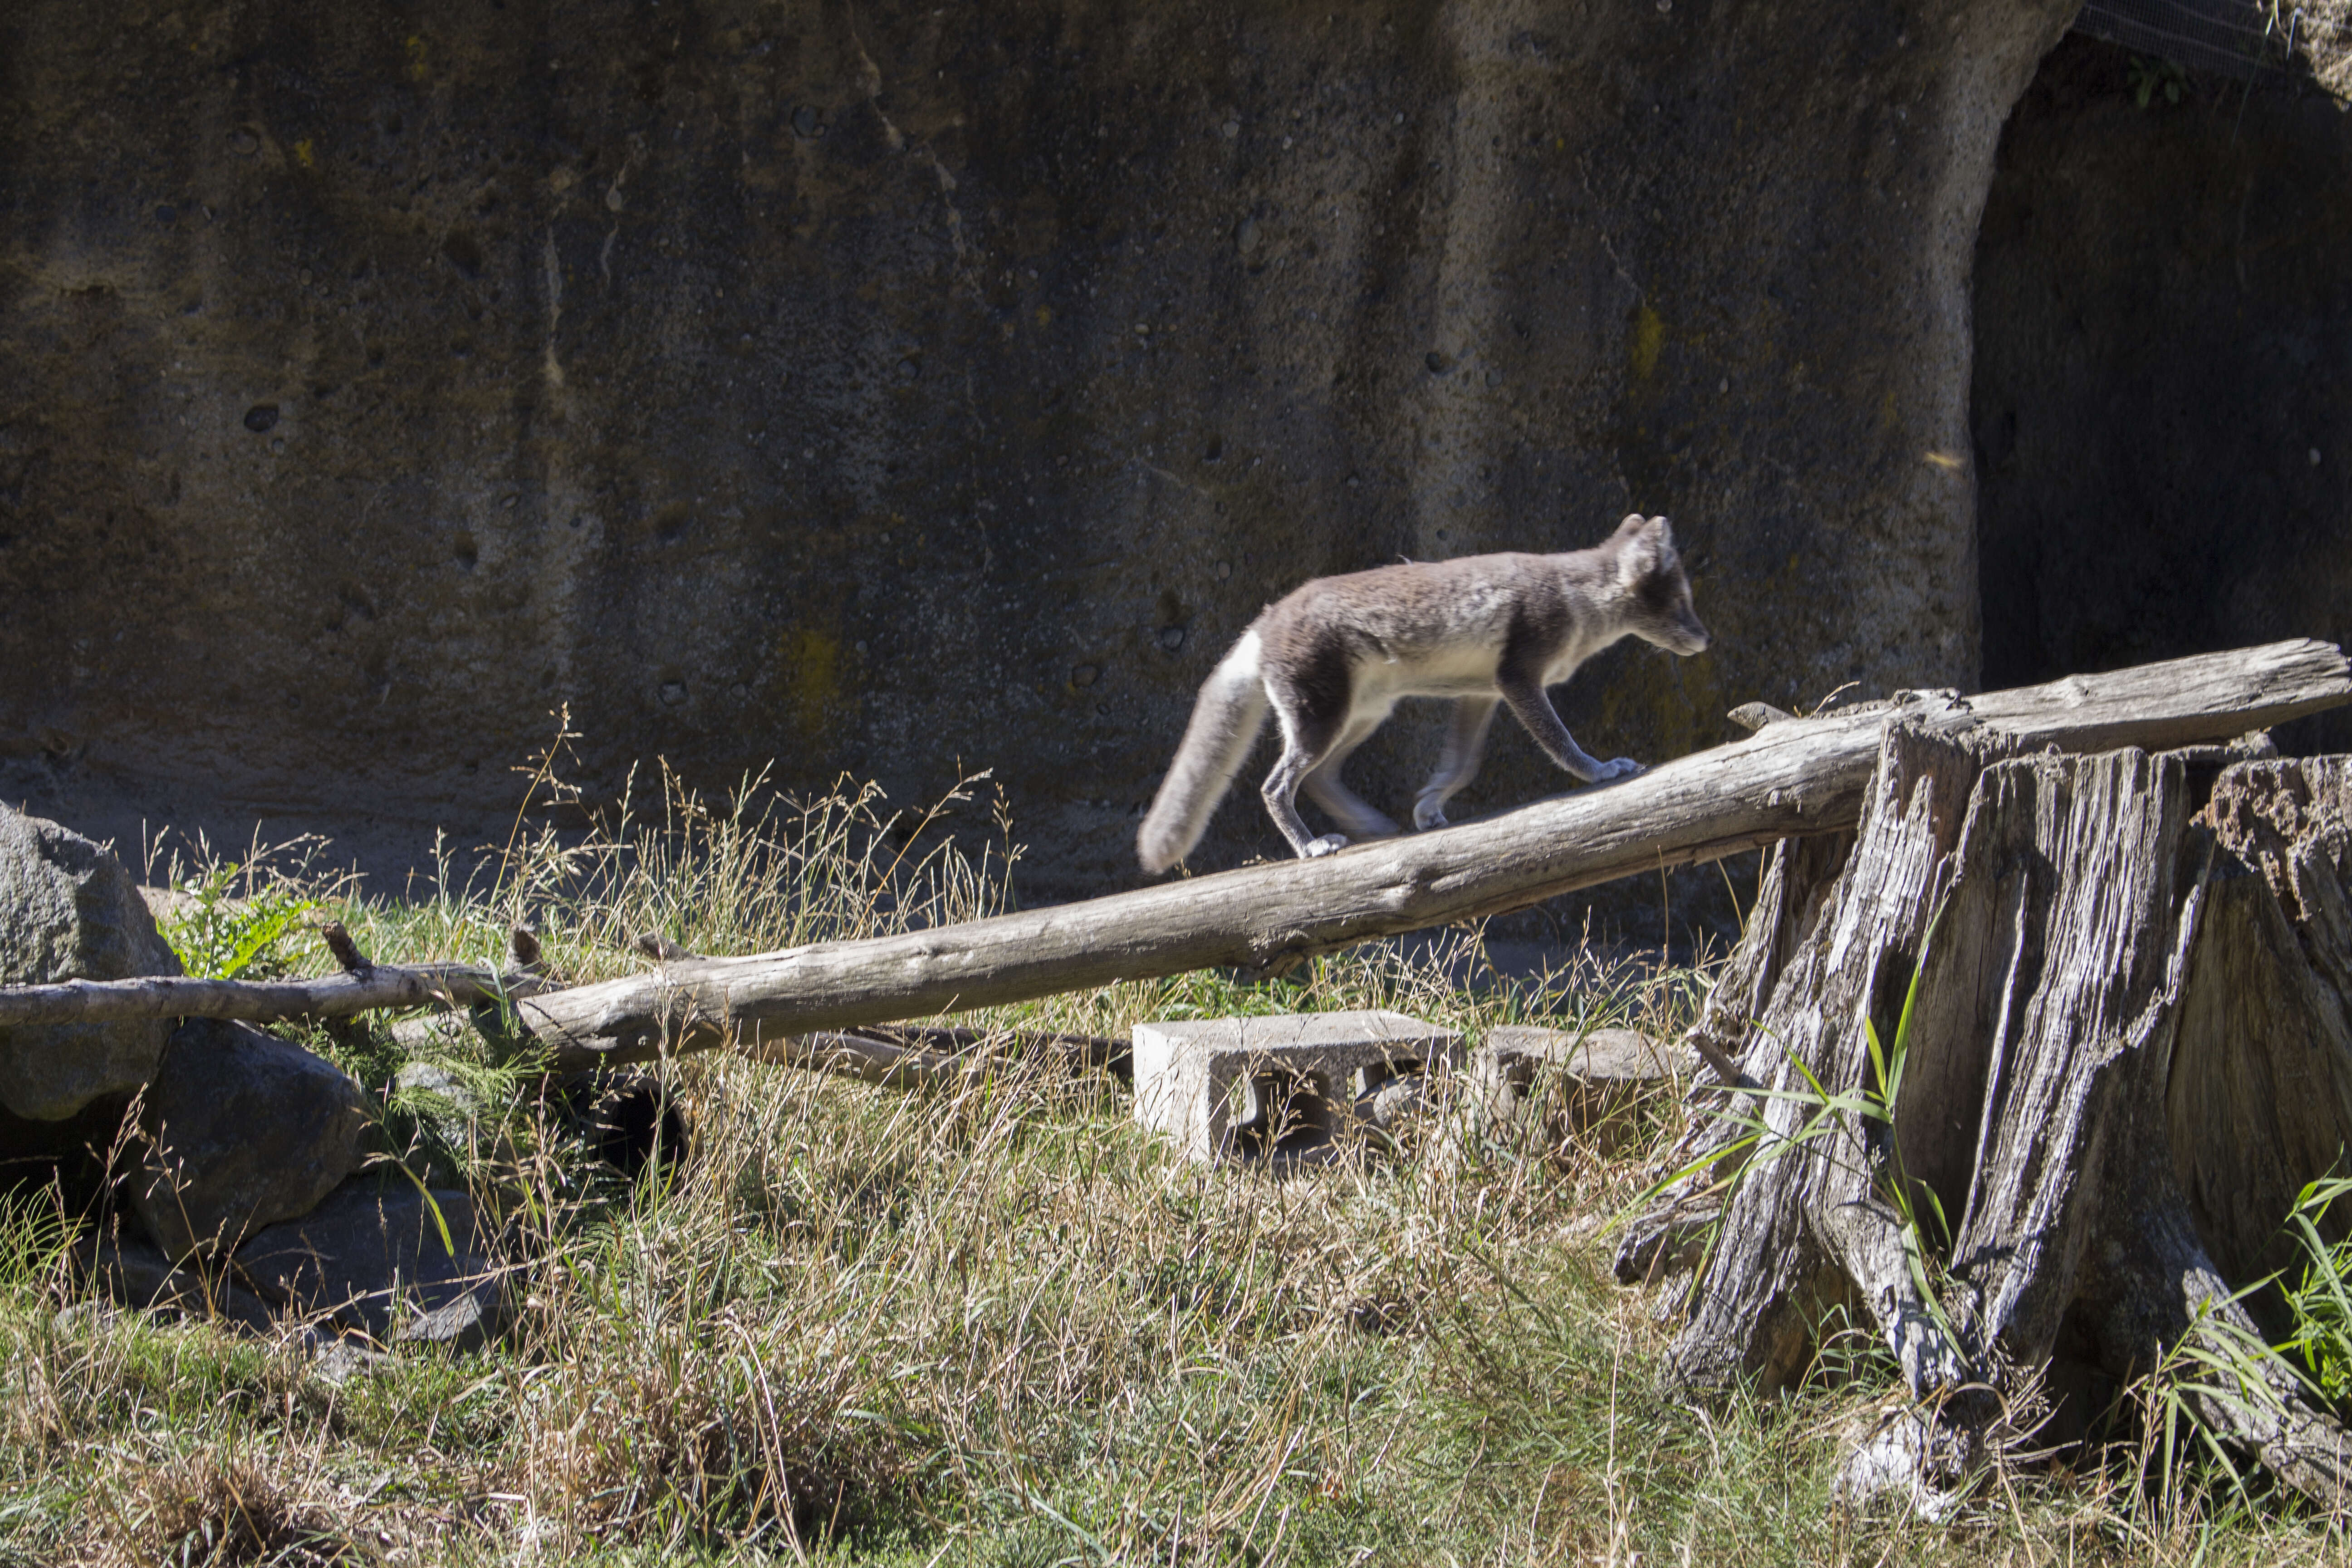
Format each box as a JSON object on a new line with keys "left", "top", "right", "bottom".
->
{"left": 1972, "top": 31, "right": 2352, "bottom": 751}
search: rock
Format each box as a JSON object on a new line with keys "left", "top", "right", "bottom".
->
{"left": 386, "top": 1011, "right": 485, "bottom": 1064}
{"left": 389, "top": 1058, "right": 533, "bottom": 1201}
{"left": 75, "top": 1228, "right": 278, "bottom": 1333}
{"left": 392, "top": 1058, "right": 485, "bottom": 1140}
{"left": 398, "top": 1278, "right": 507, "bottom": 1349}
{"left": 52, "top": 1300, "right": 120, "bottom": 1333}
{"left": 75, "top": 1227, "right": 177, "bottom": 1302}
{"left": 310, "top": 1338, "right": 397, "bottom": 1386}
{"left": 0, "top": 806, "right": 183, "bottom": 1122}
{"left": 234, "top": 1179, "right": 508, "bottom": 1352}
{"left": 131, "top": 1019, "right": 371, "bottom": 1260}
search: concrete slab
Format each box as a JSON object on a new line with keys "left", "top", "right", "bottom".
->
{"left": 1132, "top": 1009, "right": 1463, "bottom": 1164}
{"left": 1458, "top": 1025, "right": 1695, "bottom": 1156}
{"left": 1483, "top": 1025, "right": 1688, "bottom": 1084}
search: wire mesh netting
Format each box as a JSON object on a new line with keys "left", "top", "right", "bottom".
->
{"left": 2074, "top": 0, "right": 2306, "bottom": 80}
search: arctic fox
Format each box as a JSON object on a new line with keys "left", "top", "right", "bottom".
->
{"left": 1136, "top": 514, "right": 1710, "bottom": 872}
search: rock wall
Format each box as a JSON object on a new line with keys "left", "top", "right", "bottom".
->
{"left": 1974, "top": 33, "right": 2352, "bottom": 757}
{"left": 0, "top": 0, "right": 2074, "bottom": 902}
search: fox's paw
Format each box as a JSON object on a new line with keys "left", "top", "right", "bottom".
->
{"left": 1411, "top": 803, "right": 1449, "bottom": 831}
{"left": 1594, "top": 758, "right": 1645, "bottom": 784}
{"left": 1302, "top": 834, "right": 1350, "bottom": 858}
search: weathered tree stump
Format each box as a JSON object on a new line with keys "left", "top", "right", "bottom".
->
{"left": 1618, "top": 727, "right": 2352, "bottom": 1507}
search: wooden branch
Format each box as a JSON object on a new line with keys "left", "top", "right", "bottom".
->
{"left": 513, "top": 640, "right": 2351, "bottom": 1069}
{"left": 2, "top": 642, "right": 2343, "bottom": 1072}
{"left": 0, "top": 964, "right": 539, "bottom": 1028}
{"left": 318, "top": 921, "right": 369, "bottom": 974}
{"left": 843, "top": 1023, "right": 1129, "bottom": 1078}
{"left": 745, "top": 1025, "right": 1126, "bottom": 1094}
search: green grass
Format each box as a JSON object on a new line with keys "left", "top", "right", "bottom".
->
{"left": 4, "top": 750, "right": 2350, "bottom": 1564}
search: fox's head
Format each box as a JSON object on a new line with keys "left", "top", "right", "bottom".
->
{"left": 1610, "top": 513, "right": 1710, "bottom": 656}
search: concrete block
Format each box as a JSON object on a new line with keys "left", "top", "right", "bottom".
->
{"left": 1132, "top": 1009, "right": 1462, "bottom": 1164}
{"left": 1459, "top": 1025, "right": 1694, "bottom": 1156}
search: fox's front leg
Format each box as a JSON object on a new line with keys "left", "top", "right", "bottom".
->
{"left": 1494, "top": 673, "right": 1644, "bottom": 786}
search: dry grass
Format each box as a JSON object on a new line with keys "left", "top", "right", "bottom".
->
{"left": 4, "top": 735, "right": 2350, "bottom": 1563}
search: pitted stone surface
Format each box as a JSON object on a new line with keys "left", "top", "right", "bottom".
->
{"left": 132, "top": 1018, "right": 372, "bottom": 1260}
{"left": 234, "top": 1178, "right": 508, "bottom": 1351}
{"left": 0, "top": 0, "right": 2082, "bottom": 912}
{"left": 1132, "top": 1009, "right": 1461, "bottom": 1164}
{"left": 0, "top": 806, "right": 184, "bottom": 1121}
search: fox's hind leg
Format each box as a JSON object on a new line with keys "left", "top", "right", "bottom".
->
{"left": 1303, "top": 715, "right": 1402, "bottom": 841}
{"left": 1412, "top": 696, "right": 1499, "bottom": 829}
{"left": 1259, "top": 678, "right": 1357, "bottom": 860}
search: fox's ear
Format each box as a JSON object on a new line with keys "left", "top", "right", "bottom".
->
{"left": 1618, "top": 522, "right": 1662, "bottom": 583}
{"left": 1613, "top": 512, "right": 1649, "bottom": 537}
{"left": 1618, "top": 516, "right": 1679, "bottom": 584}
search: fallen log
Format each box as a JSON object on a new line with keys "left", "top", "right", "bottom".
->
{"left": 0, "top": 920, "right": 546, "bottom": 1031}
{"left": 510, "top": 640, "right": 2352, "bottom": 1070}
{"left": 1614, "top": 730, "right": 2352, "bottom": 1508}
{"left": 0, "top": 961, "right": 537, "bottom": 1030}
{"left": 1, "top": 642, "right": 2345, "bottom": 1073}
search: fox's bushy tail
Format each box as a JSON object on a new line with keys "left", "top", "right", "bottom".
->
{"left": 1137, "top": 632, "right": 1268, "bottom": 873}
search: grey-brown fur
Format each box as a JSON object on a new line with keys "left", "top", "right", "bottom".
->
{"left": 1137, "top": 514, "right": 1710, "bottom": 872}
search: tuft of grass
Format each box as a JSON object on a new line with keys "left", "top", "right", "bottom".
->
{"left": 2283, "top": 1171, "right": 2352, "bottom": 1406}
{"left": 110, "top": 1446, "right": 347, "bottom": 1566}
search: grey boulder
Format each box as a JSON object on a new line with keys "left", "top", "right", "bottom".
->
{"left": 233, "top": 1178, "right": 509, "bottom": 1352}
{"left": 0, "top": 806, "right": 183, "bottom": 1121}
{"left": 75, "top": 1227, "right": 277, "bottom": 1333}
{"left": 132, "top": 1018, "right": 371, "bottom": 1259}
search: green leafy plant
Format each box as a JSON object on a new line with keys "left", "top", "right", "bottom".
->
{"left": 2279, "top": 1170, "right": 2352, "bottom": 1404}
{"left": 2122, "top": 1167, "right": 2352, "bottom": 1519}
{"left": 1857, "top": 945, "right": 1953, "bottom": 1322}
{"left": 156, "top": 862, "right": 319, "bottom": 981}
{"left": 2133, "top": 1291, "right": 2287, "bottom": 1519}
{"left": 2129, "top": 54, "right": 2190, "bottom": 110}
